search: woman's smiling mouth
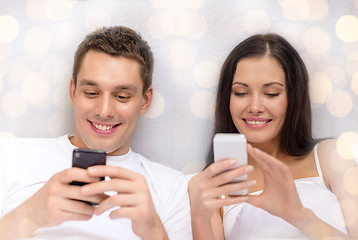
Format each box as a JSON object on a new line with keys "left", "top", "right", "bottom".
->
{"left": 243, "top": 118, "right": 272, "bottom": 128}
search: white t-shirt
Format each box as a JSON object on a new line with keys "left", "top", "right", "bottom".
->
{"left": 0, "top": 136, "right": 192, "bottom": 240}
{"left": 223, "top": 144, "right": 347, "bottom": 239}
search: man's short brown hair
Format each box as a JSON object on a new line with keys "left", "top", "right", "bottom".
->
{"left": 72, "top": 26, "right": 154, "bottom": 93}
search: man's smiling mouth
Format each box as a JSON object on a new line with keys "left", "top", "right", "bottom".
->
{"left": 90, "top": 121, "right": 120, "bottom": 131}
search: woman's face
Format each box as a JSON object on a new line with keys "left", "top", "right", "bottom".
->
{"left": 229, "top": 56, "right": 288, "bottom": 144}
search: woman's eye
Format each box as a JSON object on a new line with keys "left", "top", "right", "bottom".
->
{"left": 266, "top": 93, "right": 279, "bottom": 97}
{"left": 234, "top": 92, "right": 247, "bottom": 96}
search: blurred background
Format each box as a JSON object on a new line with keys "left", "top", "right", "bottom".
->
{"left": 0, "top": 0, "right": 358, "bottom": 173}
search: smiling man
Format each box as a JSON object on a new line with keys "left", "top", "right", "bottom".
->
{"left": 0, "top": 26, "right": 192, "bottom": 240}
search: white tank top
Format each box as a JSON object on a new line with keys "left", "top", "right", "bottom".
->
{"left": 223, "top": 145, "right": 347, "bottom": 239}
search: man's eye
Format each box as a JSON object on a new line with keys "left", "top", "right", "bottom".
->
{"left": 115, "top": 95, "right": 130, "bottom": 100}
{"left": 84, "top": 92, "right": 98, "bottom": 97}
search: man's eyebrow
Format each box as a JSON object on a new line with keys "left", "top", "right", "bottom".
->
{"left": 78, "top": 79, "right": 138, "bottom": 91}
{"left": 79, "top": 79, "right": 97, "bottom": 86}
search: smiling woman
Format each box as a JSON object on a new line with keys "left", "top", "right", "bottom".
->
{"left": 188, "top": 33, "right": 358, "bottom": 240}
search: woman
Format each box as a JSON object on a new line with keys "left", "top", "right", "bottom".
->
{"left": 189, "top": 34, "right": 358, "bottom": 239}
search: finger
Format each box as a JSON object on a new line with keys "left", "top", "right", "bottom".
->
{"left": 56, "top": 197, "right": 96, "bottom": 216}
{"left": 248, "top": 144, "right": 291, "bottom": 176}
{"left": 204, "top": 159, "right": 240, "bottom": 178}
{"left": 60, "top": 184, "right": 108, "bottom": 205}
{"left": 210, "top": 165, "right": 254, "bottom": 187}
{"left": 81, "top": 178, "right": 141, "bottom": 195}
{"left": 87, "top": 165, "right": 141, "bottom": 180}
{"left": 95, "top": 193, "right": 139, "bottom": 215}
{"left": 218, "top": 179, "right": 256, "bottom": 196}
{"left": 247, "top": 144, "right": 279, "bottom": 169}
{"left": 58, "top": 168, "right": 101, "bottom": 184}
{"left": 201, "top": 179, "right": 256, "bottom": 200}
{"left": 201, "top": 196, "right": 249, "bottom": 210}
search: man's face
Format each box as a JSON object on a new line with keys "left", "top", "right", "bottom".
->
{"left": 69, "top": 50, "right": 152, "bottom": 156}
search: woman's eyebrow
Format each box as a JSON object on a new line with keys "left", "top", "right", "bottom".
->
{"left": 263, "top": 82, "right": 284, "bottom": 87}
{"left": 232, "top": 82, "right": 249, "bottom": 87}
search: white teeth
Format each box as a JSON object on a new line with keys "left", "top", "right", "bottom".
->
{"left": 92, "top": 122, "right": 114, "bottom": 131}
{"left": 247, "top": 120, "right": 266, "bottom": 125}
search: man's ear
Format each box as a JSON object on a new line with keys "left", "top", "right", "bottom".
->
{"left": 69, "top": 78, "right": 76, "bottom": 106}
{"left": 140, "top": 86, "right": 153, "bottom": 115}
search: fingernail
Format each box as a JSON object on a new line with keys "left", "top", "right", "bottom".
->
{"left": 245, "top": 165, "right": 254, "bottom": 173}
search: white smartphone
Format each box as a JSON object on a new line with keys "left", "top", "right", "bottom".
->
{"left": 213, "top": 133, "right": 248, "bottom": 195}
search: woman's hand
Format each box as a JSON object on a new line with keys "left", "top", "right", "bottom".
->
{"left": 189, "top": 160, "right": 255, "bottom": 218}
{"left": 245, "top": 144, "right": 306, "bottom": 223}
{"left": 188, "top": 159, "right": 255, "bottom": 240}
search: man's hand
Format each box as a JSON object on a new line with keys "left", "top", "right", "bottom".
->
{"left": 0, "top": 168, "right": 107, "bottom": 239}
{"left": 82, "top": 165, "right": 169, "bottom": 240}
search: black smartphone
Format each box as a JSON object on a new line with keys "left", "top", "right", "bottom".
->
{"left": 70, "top": 148, "right": 106, "bottom": 186}
{"left": 70, "top": 148, "right": 106, "bottom": 205}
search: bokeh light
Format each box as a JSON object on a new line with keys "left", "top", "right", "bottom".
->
{"left": 1, "top": 90, "right": 28, "bottom": 117}
{"left": 310, "top": 72, "right": 332, "bottom": 105}
{"left": 337, "top": 131, "right": 358, "bottom": 160}
{"left": 0, "top": 75, "right": 3, "bottom": 93}
{"left": 150, "top": 0, "right": 204, "bottom": 10}
{"left": 26, "top": 0, "right": 47, "bottom": 19}
{"left": 346, "top": 55, "right": 358, "bottom": 77}
{"left": 323, "top": 65, "right": 346, "bottom": 90}
{"left": 336, "top": 15, "right": 358, "bottom": 43}
{"left": 173, "top": 68, "right": 194, "bottom": 87}
{"left": 303, "top": 27, "right": 331, "bottom": 58}
{"left": 9, "top": 66, "right": 31, "bottom": 88}
{"left": 280, "top": 0, "right": 309, "bottom": 21}
{"left": 84, "top": 9, "right": 111, "bottom": 32}
{"left": 169, "top": 41, "right": 197, "bottom": 68}
{"left": 327, "top": 90, "right": 352, "bottom": 118}
{"left": 0, "top": 132, "right": 15, "bottom": 138}
{"left": 190, "top": 90, "right": 215, "bottom": 118}
{"left": 343, "top": 168, "right": 358, "bottom": 195}
{"left": 244, "top": 9, "right": 270, "bottom": 34}
{"left": 352, "top": 73, "right": 358, "bottom": 96}
{"left": 272, "top": 22, "right": 302, "bottom": 49}
{"left": 0, "top": 15, "right": 19, "bottom": 43}
{"left": 148, "top": 12, "right": 207, "bottom": 39}
{"left": 145, "top": 92, "right": 165, "bottom": 119}
{"left": 194, "top": 61, "right": 220, "bottom": 89}
{"left": 306, "top": 0, "right": 328, "bottom": 20}
{"left": 22, "top": 72, "right": 50, "bottom": 106}
{"left": 0, "top": 54, "right": 8, "bottom": 76}
{"left": 45, "top": 0, "right": 76, "bottom": 21}
{"left": 24, "top": 27, "right": 52, "bottom": 57}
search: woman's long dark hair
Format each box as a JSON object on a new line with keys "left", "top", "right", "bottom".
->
{"left": 206, "top": 33, "right": 318, "bottom": 168}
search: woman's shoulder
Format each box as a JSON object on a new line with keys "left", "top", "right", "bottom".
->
{"left": 316, "top": 138, "right": 356, "bottom": 189}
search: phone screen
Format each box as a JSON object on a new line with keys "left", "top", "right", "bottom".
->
{"left": 70, "top": 148, "right": 106, "bottom": 186}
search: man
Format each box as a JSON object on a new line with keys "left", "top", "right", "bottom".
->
{"left": 0, "top": 26, "right": 192, "bottom": 240}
